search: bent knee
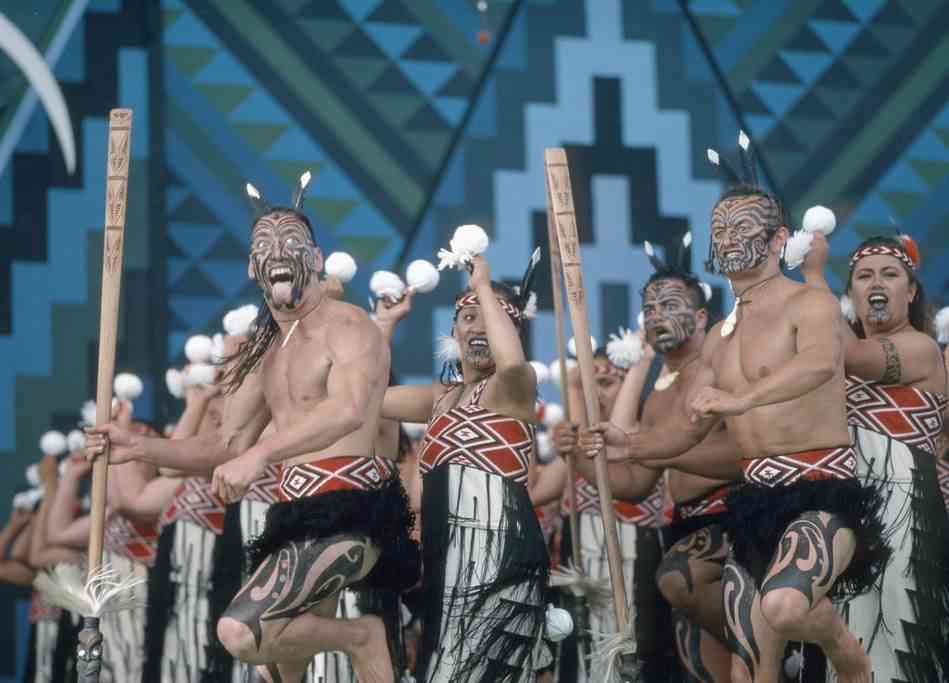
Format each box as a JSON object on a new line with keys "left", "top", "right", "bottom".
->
{"left": 730, "top": 655, "right": 754, "bottom": 683}
{"left": 217, "top": 617, "right": 264, "bottom": 663}
{"left": 759, "top": 589, "right": 809, "bottom": 635}
{"left": 656, "top": 564, "right": 695, "bottom": 609}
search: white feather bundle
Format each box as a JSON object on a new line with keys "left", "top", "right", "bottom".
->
{"left": 81, "top": 400, "right": 96, "bottom": 427}
{"left": 530, "top": 360, "right": 550, "bottom": 384}
{"left": 210, "top": 334, "right": 225, "bottom": 364}
{"left": 643, "top": 240, "right": 655, "bottom": 257}
{"left": 541, "top": 402, "right": 564, "bottom": 427}
{"left": 935, "top": 306, "right": 949, "bottom": 344}
{"left": 40, "top": 431, "right": 68, "bottom": 456}
{"left": 536, "top": 431, "right": 554, "bottom": 463}
{"left": 405, "top": 259, "right": 440, "bottom": 293}
{"left": 699, "top": 281, "right": 713, "bottom": 302}
{"left": 840, "top": 295, "right": 857, "bottom": 324}
{"left": 591, "top": 619, "right": 638, "bottom": 683}
{"left": 606, "top": 328, "right": 644, "bottom": 369}
{"left": 223, "top": 304, "right": 259, "bottom": 337}
{"left": 549, "top": 564, "right": 613, "bottom": 610}
{"left": 437, "top": 224, "right": 489, "bottom": 271}
{"left": 545, "top": 604, "right": 573, "bottom": 642}
{"left": 369, "top": 270, "right": 406, "bottom": 301}
{"left": 25, "top": 464, "right": 40, "bottom": 487}
{"left": 113, "top": 373, "right": 143, "bottom": 401}
{"left": 522, "top": 291, "right": 537, "bottom": 320}
{"left": 402, "top": 422, "right": 427, "bottom": 441}
{"left": 34, "top": 562, "right": 147, "bottom": 617}
{"left": 567, "top": 335, "right": 597, "bottom": 358}
{"left": 245, "top": 182, "right": 261, "bottom": 200}
{"left": 548, "top": 359, "right": 577, "bottom": 387}
{"left": 184, "top": 335, "right": 213, "bottom": 364}
{"left": 435, "top": 335, "right": 461, "bottom": 363}
{"left": 782, "top": 230, "right": 815, "bottom": 270}
{"left": 802, "top": 205, "right": 836, "bottom": 235}
{"left": 183, "top": 363, "right": 216, "bottom": 387}
{"left": 165, "top": 368, "right": 185, "bottom": 399}
{"left": 324, "top": 252, "right": 357, "bottom": 283}
{"left": 67, "top": 430, "right": 86, "bottom": 452}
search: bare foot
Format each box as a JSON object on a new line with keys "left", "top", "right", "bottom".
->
{"left": 822, "top": 624, "right": 871, "bottom": 683}
{"left": 349, "top": 615, "right": 393, "bottom": 683}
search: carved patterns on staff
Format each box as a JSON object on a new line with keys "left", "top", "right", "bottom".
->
{"left": 107, "top": 131, "right": 129, "bottom": 177}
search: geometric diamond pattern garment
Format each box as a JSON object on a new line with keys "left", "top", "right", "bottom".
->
{"left": 159, "top": 476, "right": 226, "bottom": 535}
{"left": 419, "top": 380, "right": 534, "bottom": 485}
{"left": 674, "top": 483, "right": 732, "bottom": 522}
{"left": 279, "top": 456, "right": 384, "bottom": 501}
{"left": 562, "top": 476, "right": 663, "bottom": 527}
{"left": 245, "top": 464, "right": 285, "bottom": 505}
{"left": 104, "top": 515, "right": 161, "bottom": 567}
{"left": 846, "top": 376, "right": 947, "bottom": 456}
{"left": 741, "top": 446, "right": 857, "bottom": 488}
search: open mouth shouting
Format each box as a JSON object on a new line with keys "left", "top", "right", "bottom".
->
{"left": 866, "top": 291, "right": 891, "bottom": 323}
{"left": 266, "top": 263, "right": 298, "bottom": 309}
{"left": 465, "top": 336, "right": 493, "bottom": 363}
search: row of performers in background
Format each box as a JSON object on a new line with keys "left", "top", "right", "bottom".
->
{"left": 4, "top": 161, "right": 949, "bottom": 683}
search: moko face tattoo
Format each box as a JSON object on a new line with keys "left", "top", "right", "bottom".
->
{"left": 642, "top": 278, "right": 698, "bottom": 353}
{"left": 250, "top": 211, "right": 316, "bottom": 311}
{"left": 710, "top": 195, "right": 778, "bottom": 274}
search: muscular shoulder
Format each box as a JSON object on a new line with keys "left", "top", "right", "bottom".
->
{"left": 787, "top": 285, "right": 841, "bottom": 326}
{"left": 325, "top": 301, "right": 385, "bottom": 357}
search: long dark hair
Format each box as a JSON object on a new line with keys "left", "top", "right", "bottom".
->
{"left": 846, "top": 236, "right": 933, "bottom": 339}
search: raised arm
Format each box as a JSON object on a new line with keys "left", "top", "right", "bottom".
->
{"left": 0, "top": 508, "right": 35, "bottom": 585}
{"left": 46, "top": 454, "right": 93, "bottom": 548}
{"left": 168, "top": 382, "right": 218, "bottom": 439}
{"left": 30, "top": 456, "right": 81, "bottom": 568}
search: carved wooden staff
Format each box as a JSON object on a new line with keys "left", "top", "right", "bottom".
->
{"left": 544, "top": 148, "right": 631, "bottom": 637}
{"left": 79, "top": 107, "right": 133, "bottom": 682}
{"left": 545, "top": 177, "right": 591, "bottom": 674}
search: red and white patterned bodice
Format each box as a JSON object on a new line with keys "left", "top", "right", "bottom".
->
{"left": 419, "top": 380, "right": 535, "bottom": 485}
{"left": 244, "top": 464, "right": 284, "bottom": 504}
{"left": 159, "top": 477, "right": 226, "bottom": 535}
{"left": 104, "top": 515, "right": 160, "bottom": 566}
{"left": 846, "top": 376, "right": 947, "bottom": 455}
{"left": 561, "top": 476, "right": 663, "bottom": 527}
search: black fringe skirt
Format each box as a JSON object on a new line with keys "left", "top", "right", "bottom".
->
{"left": 417, "top": 463, "right": 550, "bottom": 683}
{"left": 721, "top": 476, "right": 890, "bottom": 601}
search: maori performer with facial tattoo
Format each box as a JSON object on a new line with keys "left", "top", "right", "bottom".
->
{"left": 85, "top": 173, "right": 419, "bottom": 683}
{"left": 800, "top": 232, "right": 949, "bottom": 682}
{"left": 581, "top": 133, "right": 889, "bottom": 683}
{"left": 376, "top": 248, "right": 550, "bottom": 682}
{"left": 564, "top": 253, "right": 739, "bottom": 682}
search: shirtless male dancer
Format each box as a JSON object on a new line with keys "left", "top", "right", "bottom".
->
{"left": 564, "top": 267, "right": 738, "bottom": 682}
{"left": 581, "top": 179, "right": 887, "bottom": 683}
{"left": 86, "top": 177, "right": 417, "bottom": 683}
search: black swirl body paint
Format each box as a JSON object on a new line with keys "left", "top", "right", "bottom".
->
{"left": 760, "top": 511, "right": 845, "bottom": 604}
{"left": 658, "top": 524, "right": 727, "bottom": 593}
{"left": 710, "top": 195, "right": 780, "bottom": 274}
{"left": 673, "top": 611, "right": 716, "bottom": 683}
{"left": 723, "top": 554, "right": 760, "bottom": 678}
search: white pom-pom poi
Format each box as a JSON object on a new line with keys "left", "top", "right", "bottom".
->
{"left": 369, "top": 270, "right": 406, "bottom": 301}
{"left": 783, "top": 649, "right": 805, "bottom": 678}
{"left": 548, "top": 359, "right": 577, "bottom": 387}
{"left": 210, "top": 334, "right": 226, "bottom": 365}
{"left": 782, "top": 230, "right": 815, "bottom": 270}
{"left": 542, "top": 402, "right": 565, "bottom": 427}
{"left": 405, "top": 259, "right": 440, "bottom": 294}
{"left": 545, "top": 604, "right": 574, "bottom": 642}
{"left": 435, "top": 335, "right": 461, "bottom": 363}
{"left": 802, "top": 205, "right": 836, "bottom": 235}
{"left": 840, "top": 295, "right": 857, "bottom": 324}
{"left": 13, "top": 491, "right": 35, "bottom": 510}
{"left": 81, "top": 400, "right": 97, "bottom": 427}
{"left": 437, "top": 224, "right": 490, "bottom": 271}
{"left": 26, "top": 465, "right": 40, "bottom": 487}
{"left": 40, "top": 431, "right": 68, "bottom": 457}
{"left": 223, "top": 304, "right": 258, "bottom": 337}
{"left": 934, "top": 306, "right": 949, "bottom": 344}
{"left": 183, "top": 363, "right": 216, "bottom": 387}
{"left": 324, "top": 252, "right": 358, "bottom": 283}
{"left": 567, "top": 335, "right": 597, "bottom": 358}
{"left": 113, "top": 373, "right": 143, "bottom": 402}
{"left": 530, "top": 361, "right": 550, "bottom": 384}
{"left": 402, "top": 422, "right": 427, "bottom": 441}
{"left": 67, "top": 430, "right": 86, "bottom": 452}
{"left": 165, "top": 369, "right": 185, "bottom": 399}
{"left": 184, "top": 335, "right": 213, "bottom": 364}
{"left": 536, "top": 431, "right": 554, "bottom": 463}
{"left": 606, "top": 328, "right": 645, "bottom": 369}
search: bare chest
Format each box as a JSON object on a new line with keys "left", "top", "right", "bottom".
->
{"left": 260, "top": 338, "right": 332, "bottom": 417}
{"left": 714, "top": 307, "right": 795, "bottom": 390}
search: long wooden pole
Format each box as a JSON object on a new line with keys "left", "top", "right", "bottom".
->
{"left": 545, "top": 182, "right": 582, "bottom": 572}
{"left": 78, "top": 108, "right": 132, "bottom": 683}
{"left": 544, "top": 148, "right": 629, "bottom": 631}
